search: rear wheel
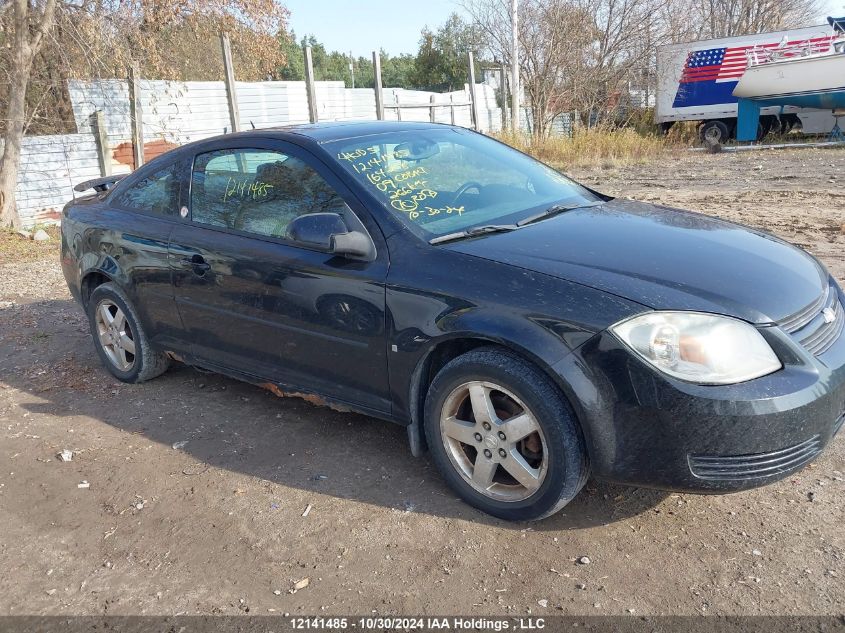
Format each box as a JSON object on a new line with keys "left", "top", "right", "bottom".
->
{"left": 424, "top": 347, "right": 588, "bottom": 521}
{"left": 87, "top": 282, "right": 170, "bottom": 383}
{"left": 781, "top": 114, "right": 800, "bottom": 134}
{"left": 760, "top": 115, "right": 781, "bottom": 139}
{"left": 700, "top": 120, "right": 731, "bottom": 145}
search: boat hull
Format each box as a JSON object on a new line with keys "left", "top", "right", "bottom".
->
{"left": 733, "top": 54, "right": 845, "bottom": 108}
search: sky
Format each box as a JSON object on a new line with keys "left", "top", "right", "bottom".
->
{"left": 825, "top": 0, "right": 845, "bottom": 17}
{"left": 283, "top": 0, "right": 464, "bottom": 57}
{"left": 283, "top": 0, "right": 845, "bottom": 58}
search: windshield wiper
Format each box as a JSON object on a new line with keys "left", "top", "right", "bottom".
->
{"left": 516, "top": 201, "right": 605, "bottom": 227}
{"left": 429, "top": 224, "right": 518, "bottom": 245}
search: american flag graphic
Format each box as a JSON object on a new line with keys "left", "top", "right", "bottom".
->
{"left": 673, "top": 36, "right": 836, "bottom": 108}
{"left": 680, "top": 46, "right": 749, "bottom": 83}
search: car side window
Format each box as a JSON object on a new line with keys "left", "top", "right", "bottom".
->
{"left": 190, "top": 148, "right": 345, "bottom": 239}
{"left": 113, "top": 161, "right": 181, "bottom": 216}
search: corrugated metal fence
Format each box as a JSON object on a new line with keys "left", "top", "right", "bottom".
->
{"left": 7, "top": 135, "right": 103, "bottom": 226}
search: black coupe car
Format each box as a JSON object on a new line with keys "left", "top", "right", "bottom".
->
{"left": 61, "top": 121, "right": 845, "bottom": 521}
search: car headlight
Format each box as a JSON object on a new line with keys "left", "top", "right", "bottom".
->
{"left": 610, "top": 312, "right": 781, "bottom": 385}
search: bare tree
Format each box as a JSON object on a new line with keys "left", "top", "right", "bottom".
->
{"left": 0, "top": 0, "right": 58, "bottom": 229}
{"left": 688, "top": 0, "right": 825, "bottom": 40}
{"left": 464, "top": 0, "right": 825, "bottom": 137}
{"left": 464, "top": 0, "right": 671, "bottom": 136}
{"left": 569, "top": 0, "right": 664, "bottom": 123}
{"left": 463, "top": 0, "right": 585, "bottom": 136}
{"left": 516, "top": 1, "right": 596, "bottom": 136}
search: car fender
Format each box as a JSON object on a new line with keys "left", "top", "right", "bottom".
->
{"left": 78, "top": 253, "right": 125, "bottom": 302}
{"left": 401, "top": 306, "right": 598, "bottom": 457}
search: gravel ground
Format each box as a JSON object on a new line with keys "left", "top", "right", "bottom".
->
{"left": 0, "top": 147, "right": 843, "bottom": 617}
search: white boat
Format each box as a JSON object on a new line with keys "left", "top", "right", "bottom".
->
{"left": 733, "top": 17, "right": 845, "bottom": 105}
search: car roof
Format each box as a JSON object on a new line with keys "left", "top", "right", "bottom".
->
{"left": 179, "top": 120, "right": 453, "bottom": 151}
{"left": 274, "top": 120, "right": 448, "bottom": 142}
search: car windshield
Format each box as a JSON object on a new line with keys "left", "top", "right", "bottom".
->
{"left": 324, "top": 128, "right": 603, "bottom": 240}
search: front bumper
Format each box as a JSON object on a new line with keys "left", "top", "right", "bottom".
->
{"left": 555, "top": 287, "right": 845, "bottom": 493}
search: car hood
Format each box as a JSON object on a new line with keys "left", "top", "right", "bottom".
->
{"left": 446, "top": 199, "right": 827, "bottom": 324}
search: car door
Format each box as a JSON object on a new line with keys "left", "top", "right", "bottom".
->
{"left": 168, "top": 139, "right": 391, "bottom": 414}
{"left": 106, "top": 157, "right": 189, "bottom": 352}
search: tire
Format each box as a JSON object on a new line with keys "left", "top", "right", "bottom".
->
{"left": 423, "top": 347, "right": 588, "bottom": 521}
{"left": 782, "top": 114, "right": 800, "bottom": 134}
{"left": 699, "top": 120, "right": 731, "bottom": 145}
{"left": 87, "top": 282, "right": 170, "bottom": 383}
{"left": 761, "top": 116, "right": 781, "bottom": 138}
{"left": 756, "top": 116, "right": 781, "bottom": 140}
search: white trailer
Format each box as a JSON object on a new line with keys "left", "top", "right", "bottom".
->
{"left": 655, "top": 25, "right": 838, "bottom": 142}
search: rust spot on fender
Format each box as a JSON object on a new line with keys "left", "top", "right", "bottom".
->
{"left": 259, "top": 382, "right": 351, "bottom": 413}
{"left": 113, "top": 139, "right": 179, "bottom": 169}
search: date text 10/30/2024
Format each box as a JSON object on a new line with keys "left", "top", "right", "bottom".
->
{"left": 290, "top": 617, "right": 547, "bottom": 630}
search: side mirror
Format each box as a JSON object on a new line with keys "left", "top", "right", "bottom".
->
{"left": 287, "top": 212, "right": 346, "bottom": 249}
{"left": 331, "top": 230, "right": 373, "bottom": 259}
{"left": 286, "top": 212, "right": 375, "bottom": 261}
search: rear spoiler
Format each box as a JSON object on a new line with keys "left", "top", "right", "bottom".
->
{"left": 73, "top": 174, "right": 126, "bottom": 193}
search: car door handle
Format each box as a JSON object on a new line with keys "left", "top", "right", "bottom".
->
{"left": 181, "top": 256, "right": 211, "bottom": 273}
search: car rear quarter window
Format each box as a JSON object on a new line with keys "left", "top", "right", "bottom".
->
{"left": 112, "top": 162, "right": 181, "bottom": 216}
{"left": 190, "top": 148, "right": 344, "bottom": 239}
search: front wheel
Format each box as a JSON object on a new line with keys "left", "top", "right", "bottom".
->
{"left": 424, "top": 348, "right": 588, "bottom": 521}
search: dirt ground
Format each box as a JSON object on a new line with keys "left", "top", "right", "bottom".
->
{"left": 1, "top": 147, "right": 843, "bottom": 618}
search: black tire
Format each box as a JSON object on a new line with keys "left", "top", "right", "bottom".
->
{"left": 761, "top": 116, "right": 781, "bottom": 138}
{"left": 699, "top": 120, "right": 731, "bottom": 145}
{"left": 782, "top": 114, "right": 800, "bottom": 134}
{"left": 423, "top": 347, "right": 588, "bottom": 521}
{"left": 87, "top": 282, "right": 170, "bottom": 383}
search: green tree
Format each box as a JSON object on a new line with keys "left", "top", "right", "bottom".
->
{"left": 382, "top": 53, "right": 416, "bottom": 88}
{"left": 411, "top": 13, "right": 485, "bottom": 91}
{"left": 277, "top": 35, "right": 415, "bottom": 89}
{"left": 278, "top": 30, "right": 305, "bottom": 80}
{"left": 278, "top": 33, "right": 351, "bottom": 83}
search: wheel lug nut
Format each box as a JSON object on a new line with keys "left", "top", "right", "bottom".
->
{"left": 482, "top": 422, "right": 491, "bottom": 431}
{"left": 499, "top": 448, "right": 506, "bottom": 458}
{"left": 483, "top": 449, "right": 492, "bottom": 459}
{"left": 498, "top": 431, "right": 506, "bottom": 441}
{"left": 474, "top": 433, "right": 482, "bottom": 442}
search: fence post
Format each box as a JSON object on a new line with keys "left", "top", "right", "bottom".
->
{"left": 499, "top": 66, "right": 507, "bottom": 130}
{"left": 304, "top": 46, "right": 318, "bottom": 123}
{"left": 394, "top": 93, "right": 402, "bottom": 121}
{"left": 220, "top": 32, "right": 240, "bottom": 133}
{"left": 429, "top": 94, "right": 437, "bottom": 123}
{"left": 128, "top": 63, "right": 144, "bottom": 169}
{"left": 510, "top": 0, "right": 520, "bottom": 132}
{"left": 467, "top": 51, "right": 479, "bottom": 131}
{"left": 372, "top": 51, "right": 384, "bottom": 120}
{"left": 89, "top": 110, "right": 111, "bottom": 177}
{"left": 450, "top": 94, "right": 456, "bottom": 125}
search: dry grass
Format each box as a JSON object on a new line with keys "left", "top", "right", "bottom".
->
{"left": 495, "top": 126, "right": 683, "bottom": 169}
{"left": 0, "top": 226, "right": 60, "bottom": 264}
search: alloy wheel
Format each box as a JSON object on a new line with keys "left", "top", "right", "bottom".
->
{"left": 94, "top": 299, "right": 136, "bottom": 372}
{"left": 439, "top": 380, "right": 548, "bottom": 502}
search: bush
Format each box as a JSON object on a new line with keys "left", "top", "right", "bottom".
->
{"left": 493, "top": 126, "right": 674, "bottom": 169}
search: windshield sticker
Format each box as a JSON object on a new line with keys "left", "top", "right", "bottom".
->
{"left": 338, "top": 147, "right": 456, "bottom": 221}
